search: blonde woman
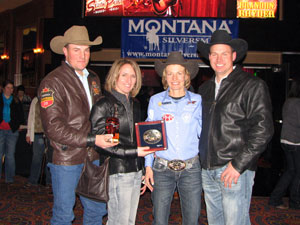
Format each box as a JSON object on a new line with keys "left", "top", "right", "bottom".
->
{"left": 90, "top": 59, "right": 154, "bottom": 225}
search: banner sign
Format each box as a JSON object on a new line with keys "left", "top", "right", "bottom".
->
{"left": 121, "top": 18, "right": 239, "bottom": 59}
{"left": 237, "top": 0, "right": 277, "bottom": 18}
{"left": 85, "top": 0, "right": 235, "bottom": 18}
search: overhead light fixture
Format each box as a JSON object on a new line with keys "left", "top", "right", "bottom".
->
{"left": 0, "top": 54, "right": 9, "bottom": 60}
{"left": 33, "top": 48, "right": 44, "bottom": 54}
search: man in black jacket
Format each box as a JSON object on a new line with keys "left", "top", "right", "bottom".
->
{"left": 197, "top": 30, "right": 274, "bottom": 225}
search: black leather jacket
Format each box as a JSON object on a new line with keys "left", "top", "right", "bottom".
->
{"left": 198, "top": 65, "right": 274, "bottom": 174}
{"left": 90, "top": 91, "right": 143, "bottom": 175}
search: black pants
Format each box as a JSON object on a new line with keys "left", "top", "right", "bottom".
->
{"left": 269, "top": 143, "right": 300, "bottom": 208}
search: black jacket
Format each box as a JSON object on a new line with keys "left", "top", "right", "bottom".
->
{"left": 198, "top": 65, "right": 274, "bottom": 174}
{"left": 0, "top": 94, "right": 24, "bottom": 132}
{"left": 90, "top": 91, "right": 143, "bottom": 175}
{"left": 280, "top": 98, "right": 300, "bottom": 143}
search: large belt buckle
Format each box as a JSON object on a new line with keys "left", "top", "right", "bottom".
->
{"left": 168, "top": 160, "right": 186, "bottom": 171}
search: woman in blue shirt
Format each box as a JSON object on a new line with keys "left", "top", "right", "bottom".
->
{"left": 0, "top": 80, "right": 24, "bottom": 183}
{"left": 144, "top": 52, "right": 202, "bottom": 225}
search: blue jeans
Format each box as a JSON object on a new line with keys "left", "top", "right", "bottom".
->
{"left": 28, "top": 134, "right": 51, "bottom": 185}
{"left": 107, "top": 170, "right": 142, "bottom": 225}
{"left": 269, "top": 143, "right": 300, "bottom": 208}
{"left": 0, "top": 129, "right": 19, "bottom": 183}
{"left": 202, "top": 165, "right": 255, "bottom": 225}
{"left": 151, "top": 157, "right": 202, "bottom": 225}
{"left": 48, "top": 161, "right": 107, "bottom": 225}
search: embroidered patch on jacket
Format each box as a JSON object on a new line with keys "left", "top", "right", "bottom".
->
{"left": 162, "top": 113, "right": 174, "bottom": 122}
{"left": 187, "top": 101, "right": 196, "bottom": 104}
{"left": 91, "top": 81, "right": 100, "bottom": 96}
{"left": 40, "top": 88, "right": 54, "bottom": 108}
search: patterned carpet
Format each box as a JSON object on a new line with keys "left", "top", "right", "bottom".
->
{"left": 0, "top": 175, "right": 299, "bottom": 225}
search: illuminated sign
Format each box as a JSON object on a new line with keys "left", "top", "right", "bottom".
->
{"left": 85, "top": 0, "right": 235, "bottom": 17}
{"left": 237, "top": 0, "right": 277, "bottom": 18}
{"left": 121, "top": 18, "right": 239, "bottom": 59}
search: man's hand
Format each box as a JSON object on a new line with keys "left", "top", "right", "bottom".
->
{"left": 145, "top": 166, "right": 154, "bottom": 192}
{"left": 221, "top": 162, "right": 240, "bottom": 188}
{"left": 26, "top": 136, "right": 32, "bottom": 145}
{"left": 95, "top": 134, "right": 118, "bottom": 148}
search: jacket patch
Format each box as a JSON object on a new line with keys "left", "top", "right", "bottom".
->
{"left": 40, "top": 88, "right": 54, "bottom": 108}
{"left": 162, "top": 113, "right": 174, "bottom": 122}
{"left": 91, "top": 81, "right": 100, "bottom": 96}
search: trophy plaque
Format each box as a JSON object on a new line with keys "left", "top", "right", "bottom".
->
{"left": 135, "top": 120, "right": 167, "bottom": 151}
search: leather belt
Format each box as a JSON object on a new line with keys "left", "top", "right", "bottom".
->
{"left": 155, "top": 155, "right": 199, "bottom": 171}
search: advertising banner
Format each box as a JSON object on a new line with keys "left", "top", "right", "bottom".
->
{"left": 85, "top": 0, "right": 235, "bottom": 18}
{"left": 237, "top": 0, "right": 277, "bottom": 18}
{"left": 121, "top": 18, "right": 239, "bottom": 59}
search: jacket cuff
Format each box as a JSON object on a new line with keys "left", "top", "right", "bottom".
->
{"left": 86, "top": 133, "right": 96, "bottom": 147}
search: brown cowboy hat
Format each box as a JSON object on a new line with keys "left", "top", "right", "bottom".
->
{"left": 197, "top": 30, "right": 248, "bottom": 63}
{"left": 155, "top": 52, "right": 199, "bottom": 79}
{"left": 50, "top": 25, "right": 103, "bottom": 54}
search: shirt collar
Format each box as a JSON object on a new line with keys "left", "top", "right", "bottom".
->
{"left": 65, "top": 60, "right": 89, "bottom": 78}
{"left": 214, "top": 65, "right": 236, "bottom": 85}
{"left": 162, "top": 87, "right": 192, "bottom": 102}
{"left": 112, "top": 89, "right": 131, "bottom": 105}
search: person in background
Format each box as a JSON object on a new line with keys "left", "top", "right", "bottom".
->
{"left": 24, "top": 96, "right": 51, "bottom": 188}
{"left": 90, "top": 58, "right": 155, "bottom": 225}
{"left": 197, "top": 30, "right": 274, "bottom": 225}
{"left": 38, "top": 25, "right": 117, "bottom": 225}
{"left": 269, "top": 78, "right": 300, "bottom": 210}
{"left": 16, "top": 85, "right": 31, "bottom": 125}
{"left": 0, "top": 80, "right": 24, "bottom": 183}
{"left": 144, "top": 51, "right": 202, "bottom": 225}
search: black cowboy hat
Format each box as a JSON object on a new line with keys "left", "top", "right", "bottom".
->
{"left": 155, "top": 52, "right": 199, "bottom": 79}
{"left": 197, "top": 30, "right": 248, "bottom": 63}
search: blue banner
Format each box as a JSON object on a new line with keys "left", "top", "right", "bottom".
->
{"left": 121, "top": 18, "right": 239, "bottom": 59}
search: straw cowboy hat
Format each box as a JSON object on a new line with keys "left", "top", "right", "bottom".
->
{"left": 197, "top": 30, "right": 248, "bottom": 63}
{"left": 50, "top": 25, "right": 103, "bottom": 54}
{"left": 155, "top": 52, "right": 199, "bottom": 79}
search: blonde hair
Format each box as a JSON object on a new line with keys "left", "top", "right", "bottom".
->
{"left": 161, "top": 66, "right": 191, "bottom": 90}
{"left": 104, "top": 59, "right": 142, "bottom": 97}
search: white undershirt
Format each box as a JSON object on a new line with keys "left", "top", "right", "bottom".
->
{"left": 66, "top": 61, "right": 92, "bottom": 110}
{"left": 214, "top": 66, "right": 235, "bottom": 99}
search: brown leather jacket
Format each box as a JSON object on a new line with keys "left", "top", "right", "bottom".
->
{"left": 38, "top": 61, "right": 102, "bottom": 165}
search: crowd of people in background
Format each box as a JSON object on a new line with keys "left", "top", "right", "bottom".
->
{"left": 0, "top": 25, "right": 299, "bottom": 225}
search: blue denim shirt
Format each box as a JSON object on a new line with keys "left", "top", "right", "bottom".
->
{"left": 145, "top": 89, "right": 202, "bottom": 167}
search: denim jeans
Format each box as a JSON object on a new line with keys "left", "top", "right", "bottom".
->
{"left": 0, "top": 129, "right": 19, "bottom": 183}
{"left": 151, "top": 157, "right": 202, "bottom": 225}
{"left": 48, "top": 161, "right": 107, "bottom": 225}
{"left": 269, "top": 143, "right": 300, "bottom": 208}
{"left": 107, "top": 170, "right": 142, "bottom": 225}
{"left": 28, "top": 134, "right": 51, "bottom": 185}
{"left": 202, "top": 165, "right": 255, "bottom": 225}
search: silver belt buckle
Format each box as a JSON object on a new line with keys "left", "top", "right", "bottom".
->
{"left": 168, "top": 160, "right": 186, "bottom": 171}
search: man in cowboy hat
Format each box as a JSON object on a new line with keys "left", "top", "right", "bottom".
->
{"left": 38, "top": 25, "right": 117, "bottom": 225}
{"left": 197, "top": 30, "right": 274, "bottom": 224}
{"left": 144, "top": 51, "right": 202, "bottom": 225}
